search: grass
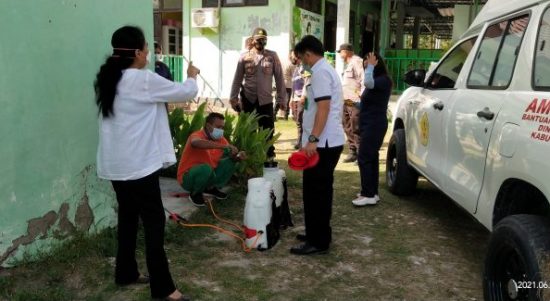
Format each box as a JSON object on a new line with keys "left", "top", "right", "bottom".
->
{"left": 0, "top": 119, "right": 489, "bottom": 301}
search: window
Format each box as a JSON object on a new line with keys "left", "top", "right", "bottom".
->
{"left": 296, "top": 0, "right": 322, "bottom": 15}
{"left": 202, "top": 0, "right": 268, "bottom": 7}
{"left": 427, "top": 38, "right": 476, "bottom": 89}
{"left": 534, "top": 8, "right": 550, "bottom": 90}
{"left": 468, "top": 15, "right": 530, "bottom": 89}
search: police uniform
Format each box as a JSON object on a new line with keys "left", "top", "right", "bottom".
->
{"left": 230, "top": 27, "right": 286, "bottom": 158}
{"left": 338, "top": 43, "right": 364, "bottom": 162}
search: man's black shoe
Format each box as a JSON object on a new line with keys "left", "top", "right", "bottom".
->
{"left": 189, "top": 193, "right": 205, "bottom": 207}
{"left": 290, "top": 242, "right": 329, "bottom": 255}
{"left": 203, "top": 187, "right": 227, "bottom": 200}
{"left": 295, "top": 234, "right": 307, "bottom": 242}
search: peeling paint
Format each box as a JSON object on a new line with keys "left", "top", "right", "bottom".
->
{"left": 0, "top": 166, "right": 103, "bottom": 265}
{"left": 0, "top": 210, "right": 58, "bottom": 264}
{"left": 75, "top": 192, "right": 94, "bottom": 231}
{"left": 54, "top": 203, "right": 76, "bottom": 237}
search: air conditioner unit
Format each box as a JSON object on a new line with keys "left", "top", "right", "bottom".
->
{"left": 191, "top": 8, "right": 219, "bottom": 28}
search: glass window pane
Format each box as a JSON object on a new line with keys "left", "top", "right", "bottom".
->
{"left": 492, "top": 15, "right": 529, "bottom": 87}
{"left": 468, "top": 15, "right": 529, "bottom": 88}
{"left": 468, "top": 22, "right": 506, "bottom": 87}
{"left": 428, "top": 38, "right": 476, "bottom": 89}
{"left": 163, "top": 0, "right": 181, "bottom": 9}
{"left": 534, "top": 8, "right": 550, "bottom": 90}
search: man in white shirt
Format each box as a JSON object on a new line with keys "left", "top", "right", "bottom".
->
{"left": 290, "top": 35, "right": 345, "bottom": 255}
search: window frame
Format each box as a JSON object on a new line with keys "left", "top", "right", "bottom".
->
{"left": 466, "top": 11, "right": 531, "bottom": 90}
{"left": 202, "top": 0, "right": 268, "bottom": 7}
{"left": 532, "top": 5, "right": 550, "bottom": 92}
{"left": 426, "top": 36, "right": 478, "bottom": 91}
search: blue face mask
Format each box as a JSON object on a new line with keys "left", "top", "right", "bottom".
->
{"left": 211, "top": 128, "right": 224, "bottom": 140}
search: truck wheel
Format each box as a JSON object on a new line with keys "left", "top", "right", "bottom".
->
{"left": 386, "top": 129, "right": 418, "bottom": 195}
{"left": 484, "top": 215, "right": 550, "bottom": 301}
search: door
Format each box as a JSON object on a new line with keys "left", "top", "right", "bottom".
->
{"left": 406, "top": 38, "right": 477, "bottom": 188}
{"left": 443, "top": 14, "right": 530, "bottom": 213}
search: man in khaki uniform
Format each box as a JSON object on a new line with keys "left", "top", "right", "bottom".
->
{"left": 337, "top": 43, "right": 364, "bottom": 163}
{"left": 230, "top": 27, "right": 286, "bottom": 159}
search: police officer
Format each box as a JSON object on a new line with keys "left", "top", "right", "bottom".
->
{"left": 337, "top": 43, "right": 364, "bottom": 163}
{"left": 230, "top": 27, "right": 286, "bottom": 159}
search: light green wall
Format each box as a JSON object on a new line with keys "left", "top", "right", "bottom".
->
{"left": 183, "top": 0, "right": 293, "bottom": 99}
{"left": 0, "top": 0, "right": 153, "bottom": 266}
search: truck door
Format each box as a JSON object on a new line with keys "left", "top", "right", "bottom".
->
{"left": 443, "top": 15, "right": 530, "bottom": 213}
{"left": 406, "top": 38, "right": 476, "bottom": 187}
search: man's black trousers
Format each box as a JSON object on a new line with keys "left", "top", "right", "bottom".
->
{"left": 241, "top": 97, "right": 276, "bottom": 158}
{"left": 302, "top": 145, "right": 343, "bottom": 249}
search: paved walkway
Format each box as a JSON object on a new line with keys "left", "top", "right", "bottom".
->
{"left": 160, "top": 177, "right": 197, "bottom": 219}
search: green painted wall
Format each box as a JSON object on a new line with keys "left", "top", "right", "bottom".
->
{"left": 0, "top": 0, "right": 153, "bottom": 266}
{"left": 183, "top": 0, "right": 293, "bottom": 99}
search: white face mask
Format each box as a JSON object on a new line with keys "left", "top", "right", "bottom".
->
{"left": 211, "top": 128, "right": 224, "bottom": 140}
{"left": 155, "top": 54, "right": 164, "bottom": 62}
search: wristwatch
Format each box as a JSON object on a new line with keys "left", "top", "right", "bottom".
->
{"left": 308, "top": 134, "right": 320, "bottom": 143}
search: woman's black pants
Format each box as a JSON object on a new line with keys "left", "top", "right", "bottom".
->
{"left": 358, "top": 119, "right": 388, "bottom": 198}
{"left": 111, "top": 171, "right": 175, "bottom": 299}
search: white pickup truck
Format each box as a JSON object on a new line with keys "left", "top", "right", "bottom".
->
{"left": 387, "top": 0, "right": 550, "bottom": 299}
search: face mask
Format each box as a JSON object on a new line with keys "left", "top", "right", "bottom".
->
{"left": 211, "top": 128, "right": 224, "bottom": 140}
{"left": 254, "top": 39, "right": 267, "bottom": 50}
{"left": 155, "top": 54, "right": 164, "bottom": 62}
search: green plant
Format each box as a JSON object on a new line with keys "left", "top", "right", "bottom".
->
{"left": 223, "top": 109, "right": 236, "bottom": 141}
{"left": 231, "top": 111, "right": 279, "bottom": 181}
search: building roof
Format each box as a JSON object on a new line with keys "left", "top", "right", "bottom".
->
{"left": 385, "top": 0, "right": 489, "bottom": 39}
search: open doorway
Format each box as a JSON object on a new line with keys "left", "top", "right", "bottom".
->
{"left": 153, "top": 0, "right": 184, "bottom": 82}
{"left": 324, "top": 1, "right": 337, "bottom": 52}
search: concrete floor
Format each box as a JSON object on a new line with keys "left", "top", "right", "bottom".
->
{"left": 160, "top": 177, "right": 197, "bottom": 220}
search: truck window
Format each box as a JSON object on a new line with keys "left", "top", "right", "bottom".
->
{"left": 468, "top": 15, "right": 529, "bottom": 89}
{"left": 427, "top": 38, "right": 476, "bottom": 89}
{"left": 534, "top": 8, "right": 550, "bottom": 90}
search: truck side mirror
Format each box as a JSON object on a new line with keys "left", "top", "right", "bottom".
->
{"left": 404, "top": 69, "right": 426, "bottom": 87}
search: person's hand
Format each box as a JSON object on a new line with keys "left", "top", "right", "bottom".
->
{"left": 236, "top": 151, "right": 247, "bottom": 161}
{"left": 187, "top": 62, "right": 200, "bottom": 79}
{"left": 364, "top": 52, "right": 378, "bottom": 68}
{"left": 230, "top": 98, "right": 241, "bottom": 112}
{"left": 299, "top": 96, "right": 306, "bottom": 104}
{"left": 226, "top": 144, "right": 239, "bottom": 155}
{"left": 302, "top": 142, "right": 317, "bottom": 157}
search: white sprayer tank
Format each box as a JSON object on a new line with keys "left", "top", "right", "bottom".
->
{"left": 262, "top": 162, "right": 285, "bottom": 207}
{"left": 243, "top": 177, "right": 273, "bottom": 249}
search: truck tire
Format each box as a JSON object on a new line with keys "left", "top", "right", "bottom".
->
{"left": 484, "top": 215, "right": 550, "bottom": 301}
{"left": 386, "top": 129, "right": 418, "bottom": 195}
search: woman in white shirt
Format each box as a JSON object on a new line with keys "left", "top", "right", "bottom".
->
{"left": 94, "top": 26, "right": 199, "bottom": 301}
